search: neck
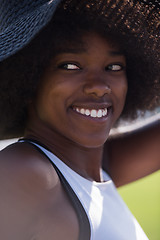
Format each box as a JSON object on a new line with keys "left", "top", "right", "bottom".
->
{"left": 25, "top": 120, "right": 104, "bottom": 182}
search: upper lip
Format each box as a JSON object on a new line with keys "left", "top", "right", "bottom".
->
{"left": 71, "top": 102, "right": 112, "bottom": 110}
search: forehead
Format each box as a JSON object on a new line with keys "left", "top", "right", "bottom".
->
{"left": 52, "top": 31, "right": 124, "bottom": 56}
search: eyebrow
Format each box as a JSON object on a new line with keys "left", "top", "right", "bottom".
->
{"left": 108, "top": 50, "right": 125, "bottom": 56}
{"left": 54, "top": 47, "right": 86, "bottom": 55}
{"left": 54, "top": 47, "right": 125, "bottom": 57}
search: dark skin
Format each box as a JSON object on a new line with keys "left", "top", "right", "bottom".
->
{"left": 0, "top": 32, "right": 159, "bottom": 239}
{"left": 103, "top": 119, "right": 160, "bottom": 187}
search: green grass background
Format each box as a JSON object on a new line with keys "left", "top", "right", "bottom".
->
{"left": 118, "top": 171, "right": 160, "bottom": 240}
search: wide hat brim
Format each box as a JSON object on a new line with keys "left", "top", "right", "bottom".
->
{"left": 0, "top": 0, "right": 62, "bottom": 62}
{"left": 0, "top": 0, "right": 160, "bottom": 62}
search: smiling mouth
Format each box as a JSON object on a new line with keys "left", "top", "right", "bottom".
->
{"left": 72, "top": 106, "right": 109, "bottom": 118}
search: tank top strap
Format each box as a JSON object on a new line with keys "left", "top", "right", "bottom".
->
{"left": 18, "top": 138, "right": 91, "bottom": 240}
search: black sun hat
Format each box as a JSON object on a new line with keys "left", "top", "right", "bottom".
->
{"left": 0, "top": 0, "right": 159, "bottom": 140}
{"left": 0, "top": 0, "right": 159, "bottom": 62}
{"left": 0, "top": 0, "right": 62, "bottom": 62}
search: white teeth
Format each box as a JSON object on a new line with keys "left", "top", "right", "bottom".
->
{"left": 90, "top": 110, "right": 97, "bottom": 118}
{"left": 85, "top": 109, "right": 90, "bottom": 116}
{"left": 80, "top": 108, "right": 85, "bottom": 114}
{"left": 103, "top": 109, "right": 107, "bottom": 116}
{"left": 97, "top": 110, "right": 103, "bottom": 118}
{"left": 73, "top": 107, "right": 108, "bottom": 118}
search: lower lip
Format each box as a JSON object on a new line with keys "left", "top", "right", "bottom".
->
{"left": 69, "top": 107, "right": 112, "bottom": 123}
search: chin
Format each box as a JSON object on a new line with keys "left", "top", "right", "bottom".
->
{"left": 74, "top": 133, "right": 110, "bottom": 149}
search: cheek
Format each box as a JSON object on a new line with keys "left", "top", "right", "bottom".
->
{"left": 114, "top": 77, "right": 128, "bottom": 101}
{"left": 34, "top": 79, "right": 75, "bottom": 121}
{"left": 123, "top": 78, "right": 128, "bottom": 99}
{"left": 112, "top": 78, "right": 128, "bottom": 118}
{"left": 121, "top": 82, "right": 128, "bottom": 104}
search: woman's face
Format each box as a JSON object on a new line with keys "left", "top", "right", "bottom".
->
{"left": 32, "top": 32, "right": 128, "bottom": 148}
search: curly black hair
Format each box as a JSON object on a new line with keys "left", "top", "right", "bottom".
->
{"left": 0, "top": 0, "right": 159, "bottom": 139}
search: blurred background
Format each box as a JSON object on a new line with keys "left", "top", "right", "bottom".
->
{"left": 118, "top": 171, "right": 160, "bottom": 240}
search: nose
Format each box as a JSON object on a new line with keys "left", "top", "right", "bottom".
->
{"left": 83, "top": 76, "right": 111, "bottom": 98}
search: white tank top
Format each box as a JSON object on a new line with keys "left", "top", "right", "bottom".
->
{"left": 31, "top": 142, "right": 148, "bottom": 240}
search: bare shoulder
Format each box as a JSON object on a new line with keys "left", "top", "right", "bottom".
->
{"left": 0, "top": 142, "right": 61, "bottom": 239}
{"left": 0, "top": 141, "right": 59, "bottom": 191}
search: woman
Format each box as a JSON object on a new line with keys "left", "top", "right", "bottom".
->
{"left": 0, "top": 0, "right": 159, "bottom": 239}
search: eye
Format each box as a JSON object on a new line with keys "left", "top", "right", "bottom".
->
{"left": 106, "top": 64, "right": 125, "bottom": 72}
{"left": 58, "top": 63, "right": 81, "bottom": 70}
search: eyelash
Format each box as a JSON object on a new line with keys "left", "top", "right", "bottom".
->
{"left": 105, "top": 64, "right": 125, "bottom": 72}
{"left": 58, "top": 62, "right": 125, "bottom": 72}
{"left": 58, "top": 63, "right": 81, "bottom": 70}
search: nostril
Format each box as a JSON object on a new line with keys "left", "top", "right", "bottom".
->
{"left": 83, "top": 83, "right": 111, "bottom": 97}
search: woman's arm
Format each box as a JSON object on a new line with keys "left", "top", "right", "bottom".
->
{"left": 103, "top": 116, "right": 160, "bottom": 187}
